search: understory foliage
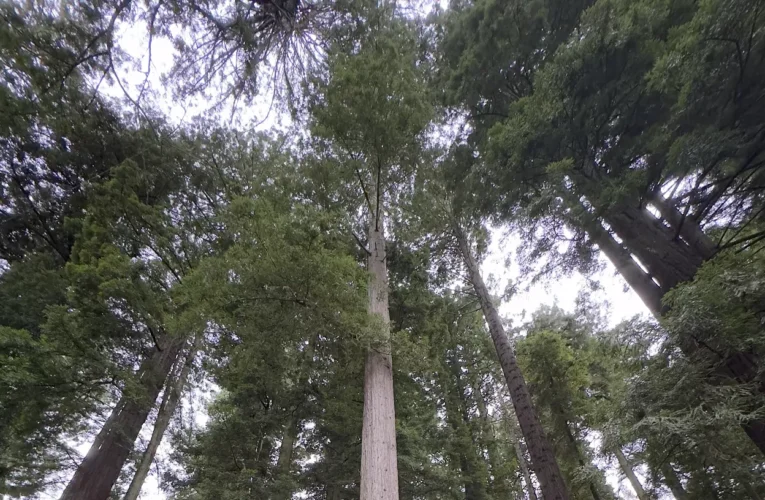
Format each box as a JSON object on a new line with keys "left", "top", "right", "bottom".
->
{"left": 1, "top": 0, "right": 765, "bottom": 499}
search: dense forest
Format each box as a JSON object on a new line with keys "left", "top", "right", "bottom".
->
{"left": 1, "top": 0, "right": 764, "bottom": 499}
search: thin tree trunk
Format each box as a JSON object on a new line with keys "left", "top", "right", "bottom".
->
{"left": 471, "top": 379, "right": 505, "bottom": 492}
{"left": 661, "top": 463, "right": 687, "bottom": 500}
{"left": 360, "top": 211, "right": 399, "bottom": 500}
{"left": 123, "top": 335, "right": 198, "bottom": 500}
{"left": 556, "top": 408, "right": 605, "bottom": 500}
{"left": 443, "top": 353, "right": 488, "bottom": 500}
{"left": 613, "top": 447, "right": 650, "bottom": 500}
{"left": 275, "top": 337, "right": 316, "bottom": 498}
{"left": 454, "top": 222, "right": 570, "bottom": 500}
{"left": 276, "top": 412, "right": 298, "bottom": 476}
{"left": 60, "top": 336, "right": 185, "bottom": 500}
{"left": 502, "top": 402, "right": 538, "bottom": 500}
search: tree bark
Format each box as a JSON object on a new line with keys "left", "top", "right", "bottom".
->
{"left": 647, "top": 192, "right": 716, "bottom": 261}
{"left": 471, "top": 378, "right": 505, "bottom": 493}
{"left": 454, "top": 222, "right": 570, "bottom": 500}
{"left": 60, "top": 336, "right": 185, "bottom": 500}
{"left": 502, "top": 402, "right": 538, "bottom": 500}
{"left": 360, "top": 212, "right": 399, "bottom": 500}
{"left": 275, "top": 336, "right": 316, "bottom": 498}
{"left": 661, "top": 463, "right": 687, "bottom": 500}
{"left": 586, "top": 220, "right": 664, "bottom": 316}
{"left": 123, "top": 335, "right": 198, "bottom": 500}
{"left": 443, "top": 353, "right": 488, "bottom": 500}
{"left": 613, "top": 447, "right": 650, "bottom": 500}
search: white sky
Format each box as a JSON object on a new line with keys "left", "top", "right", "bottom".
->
{"left": 40, "top": 6, "right": 655, "bottom": 499}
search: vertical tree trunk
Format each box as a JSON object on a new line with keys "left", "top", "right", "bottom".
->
{"left": 613, "top": 447, "right": 650, "bottom": 500}
{"left": 123, "top": 336, "right": 198, "bottom": 500}
{"left": 275, "top": 336, "right": 316, "bottom": 499}
{"left": 502, "top": 402, "right": 538, "bottom": 500}
{"left": 661, "top": 463, "right": 687, "bottom": 500}
{"left": 443, "top": 353, "right": 488, "bottom": 500}
{"left": 471, "top": 379, "right": 505, "bottom": 493}
{"left": 60, "top": 336, "right": 184, "bottom": 500}
{"left": 360, "top": 211, "right": 399, "bottom": 500}
{"left": 454, "top": 222, "right": 570, "bottom": 500}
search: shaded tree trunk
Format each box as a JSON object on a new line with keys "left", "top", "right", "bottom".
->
{"left": 123, "top": 335, "right": 198, "bottom": 500}
{"left": 60, "top": 336, "right": 185, "bottom": 500}
{"left": 613, "top": 447, "right": 650, "bottom": 500}
{"left": 471, "top": 379, "right": 506, "bottom": 493}
{"left": 454, "top": 222, "right": 570, "bottom": 500}
{"left": 443, "top": 353, "right": 488, "bottom": 500}
{"left": 360, "top": 211, "right": 399, "bottom": 500}
{"left": 586, "top": 220, "right": 663, "bottom": 316}
{"left": 275, "top": 336, "right": 316, "bottom": 498}
{"left": 661, "top": 463, "right": 687, "bottom": 500}
{"left": 575, "top": 196, "right": 765, "bottom": 455}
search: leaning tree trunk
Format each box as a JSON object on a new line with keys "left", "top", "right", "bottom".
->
{"left": 60, "top": 336, "right": 185, "bottom": 500}
{"left": 613, "top": 447, "right": 651, "bottom": 500}
{"left": 123, "top": 335, "right": 198, "bottom": 500}
{"left": 454, "top": 222, "right": 570, "bottom": 500}
{"left": 576, "top": 196, "right": 765, "bottom": 455}
{"left": 360, "top": 209, "right": 399, "bottom": 500}
{"left": 661, "top": 463, "right": 687, "bottom": 500}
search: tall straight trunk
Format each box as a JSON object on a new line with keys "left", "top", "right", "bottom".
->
{"left": 661, "top": 463, "right": 687, "bottom": 500}
{"left": 443, "top": 354, "right": 488, "bottom": 500}
{"left": 471, "top": 379, "right": 504, "bottom": 492}
{"left": 60, "top": 336, "right": 184, "bottom": 500}
{"left": 360, "top": 212, "right": 399, "bottom": 500}
{"left": 454, "top": 223, "right": 570, "bottom": 500}
{"left": 613, "top": 447, "right": 650, "bottom": 500}
{"left": 502, "top": 401, "right": 538, "bottom": 500}
{"left": 275, "top": 336, "right": 316, "bottom": 498}
{"left": 123, "top": 336, "right": 198, "bottom": 500}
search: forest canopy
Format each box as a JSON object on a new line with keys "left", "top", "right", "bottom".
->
{"left": 1, "top": 0, "right": 764, "bottom": 499}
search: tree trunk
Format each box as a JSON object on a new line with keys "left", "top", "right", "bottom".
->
{"left": 275, "top": 336, "right": 316, "bottom": 498}
{"left": 276, "top": 411, "right": 298, "bottom": 476}
{"left": 60, "top": 336, "right": 185, "bottom": 500}
{"left": 661, "top": 463, "right": 687, "bottom": 500}
{"left": 123, "top": 335, "right": 198, "bottom": 500}
{"left": 586, "top": 220, "right": 664, "bottom": 316}
{"left": 360, "top": 212, "right": 399, "bottom": 500}
{"left": 556, "top": 408, "right": 606, "bottom": 500}
{"left": 647, "top": 192, "right": 716, "bottom": 261}
{"left": 443, "top": 353, "right": 488, "bottom": 500}
{"left": 471, "top": 379, "right": 505, "bottom": 493}
{"left": 582, "top": 201, "right": 765, "bottom": 455}
{"left": 502, "top": 402, "right": 538, "bottom": 500}
{"left": 613, "top": 447, "right": 650, "bottom": 500}
{"left": 454, "top": 222, "right": 570, "bottom": 500}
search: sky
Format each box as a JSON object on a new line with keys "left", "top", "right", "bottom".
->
{"left": 42, "top": 5, "right": 653, "bottom": 499}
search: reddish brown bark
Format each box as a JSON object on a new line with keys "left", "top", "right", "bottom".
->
{"left": 455, "top": 223, "right": 570, "bottom": 500}
{"left": 360, "top": 213, "right": 399, "bottom": 500}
